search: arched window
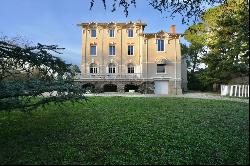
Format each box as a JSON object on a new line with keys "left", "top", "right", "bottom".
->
{"left": 90, "top": 63, "right": 98, "bottom": 74}
{"left": 108, "top": 63, "right": 116, "bottom": 73}
{"left": 128, "top": 63, "right": 135, "bottom": 73}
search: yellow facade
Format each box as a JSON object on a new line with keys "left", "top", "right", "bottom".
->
{"left": 77, "top": 21, "right": 187, "bottom": 94}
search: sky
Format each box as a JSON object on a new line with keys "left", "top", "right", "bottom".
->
{"left": 0, "top": 0, "right": 191, "bottom": 67}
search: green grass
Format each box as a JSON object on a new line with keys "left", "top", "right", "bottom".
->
{"left": 0, "top": 97, "right": 249, "bottom": 165}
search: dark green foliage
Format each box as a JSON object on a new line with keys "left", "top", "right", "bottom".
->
{"left": 184, "top": 0, "right": 249, "bottom": 86}
{"left": 69, "top": 64, "right": 81, "bottom": 76}
{"left": 0, "top": 39, "right": 68, "bottom": 81}
{"left": 187, "top": 69, "right": 213, "bottom": 91}
{"left": 0, "top": 97, "right": 248, "bottom": 164}
{"left": 201, "top": 0, "right": 249, "bottom": 84}
{"left": 181, "top": 43, "right": 204, "bottom": 74}
{"left": 181, "top": 42, "right": 208, "bottom": 91}
{"left": 0, "top": 37, "right": 86, "bottom": 111}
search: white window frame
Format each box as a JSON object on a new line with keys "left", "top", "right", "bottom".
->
{"left": 109, "top": 29, "right": 115, "bottom": 38}
{"left": 128, "top": 29, "right": 134, "bottom": 38}
{"left": 90, "top": 45, "right": 97, "bottom": 56}
{"left": 156, "top": 64, "right": 166, "bottom": 74}
{"left": 90, "top": 29, "right": 97, "bottom": 38}
{"left": 128, "top": 45, "right": 134, "bottom": 56}
{"left": 128, "top": 64, "right": 135, "bottom": 74}
{"left": 108, "top": 64, "right": 116, "bottom": 74}
{"left": 109, "top": 45, "right": 116, "bottom": 56}
{"left": 90, "top": 64, "right": 98, "bottom": 74}
{"left": 157, "top": 39, "right": 165, "bottom": 52}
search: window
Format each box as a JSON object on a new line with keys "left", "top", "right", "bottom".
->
{"left": 157, "top": 64, "right": 166, "bottom": 73}
{"left": 128, "top": 64, "right": 135, "bottom": 73}
{"left": 109, "top": 45, "right": 115, "bottom": 56}
{"left": 109, "top": 29, "right": 115, "bottom": 37}
{"left": 90, "top": 45, "right": 97, "bottom": 56}
{"left": 157, "top": 39, "right": 165, "bottom": 52}
{"left": 90, "top": 63, "right": 98, "bottom": 74}
{"left": 128, "top": 29, "right": 134, "bottom": 38}
{"left": 128, "top": 45, "right": 134, "bottom": 55}
{"left": 91, "top": 29, "right": 96, "bottom": 38}
{"left": 108, "top": 63, "right": 116, "bottom": 73}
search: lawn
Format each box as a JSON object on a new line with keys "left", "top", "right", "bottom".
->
{"left": 0, "top": 97, "right": 249, "bottom": 165}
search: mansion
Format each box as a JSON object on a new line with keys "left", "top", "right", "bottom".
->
{"left": 75, "top": 21, "right": 187, "bottom": 95}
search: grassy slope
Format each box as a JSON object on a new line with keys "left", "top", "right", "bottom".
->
{"left": 0, "top": 97, "right": 249, "bottom": 165}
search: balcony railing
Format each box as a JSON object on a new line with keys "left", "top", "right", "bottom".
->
{"left": 75, "top": 73, "right": 143, "bottom": 80}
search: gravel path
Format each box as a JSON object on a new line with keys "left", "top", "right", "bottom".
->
{"left": 84, "top": 92, "right": 249, "bottom": 103}
{"left": 177, "top": 92, "right": 249, "bottom": 103}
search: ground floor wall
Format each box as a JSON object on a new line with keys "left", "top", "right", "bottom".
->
{"left": 168, "top": 80, "right": 182, "bottom": 95}
{"left": 74, "top": 79, "right": 182, "bottom": 95}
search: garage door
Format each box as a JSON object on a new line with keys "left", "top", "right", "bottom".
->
{"left": 154, "top": 81, "right": 169, "bottom": 95}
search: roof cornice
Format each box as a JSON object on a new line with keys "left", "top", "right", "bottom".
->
{"left": 77, "top": 22, "right": 147, "bottom": 28}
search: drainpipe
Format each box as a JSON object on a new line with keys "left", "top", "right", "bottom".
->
{"left": 146, "top": 38, "right": 148, "bottom": 94}
{"left": 174, "top": 37, "right": 177, "bottom": 95}
{"left": 138, "top": 29, "right": 140, "bottom": 78}
{"left": 84, "top": 27, "right": 88, "bottom": 78}
{"left": 102, "top": 28, "right": 104, "bottom": 76}
{"left": 121, "top": 28, "right": 123, "bottom": 78}
{"left": 141, "top": 27, "right": 143, "bottom": 79}
{"left": 139, "top": 26, "right": 143, "bottom": 79}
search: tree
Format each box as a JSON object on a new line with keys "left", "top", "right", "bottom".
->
{"left": 90, "top": 0, "right": 227, "bottom": 23}
{"left": 69, "top": 64, "right": 81, "bottom": 76}
{"left": 181, "top": 42, "right": 209, "bottom": 91}
{"left": 201, "top": 0, "right": 249, "bottom": 84}
{"left": 184, "top": 0, "right": 249, "bottom": 85}
{"left": 181, "top": 43, "right": 204, "bottom": 74}
{"left": 181, "top": 22, "right": 209, "bottom": 90}
{"left": 0, "top": 37, "right": 86, "bottom": 111}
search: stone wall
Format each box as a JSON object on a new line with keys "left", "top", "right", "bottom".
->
{"left": 75, "top": 80, "right": 155, "bottom": 94}
{"left": 75, "top": 79, "right": 182, "bottom": 95}
{"left": 168, "top": 80, "right": 182, "bottom": 95}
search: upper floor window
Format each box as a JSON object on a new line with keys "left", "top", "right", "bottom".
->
{"left": 90, "top": 45, "right": 97, "bottom": 56}
{"left": 109, "top": 45, "right": 115, "bottom": 56}
{"left": 90, "top": 63, "right": 98, "bottom": 74}
{"left": 157, "top": 64, "right": 166, "bottom": 73}
{"left": 128, "top": 29, "right": 134, "bottom": 38}
{"left": 91, "top": 29, "right": 96, "bottom": 38}
{"left": 109, "top": 29, "right": 115, "bottom": 38}
{"left": 128, "top": 45, "right": 134, "bottom": 56}
{"left": 128, "top": 63, "right": 135, "bottom": 73}
{"left": 157, "top": 39, "right": 165, "bottom": 52}
{"left": 108, "top": 63, "right": 116, "bottom": 73}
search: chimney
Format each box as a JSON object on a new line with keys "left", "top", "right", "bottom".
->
{"left": 170, "top": 25, "right": 176, "bottom": 33}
